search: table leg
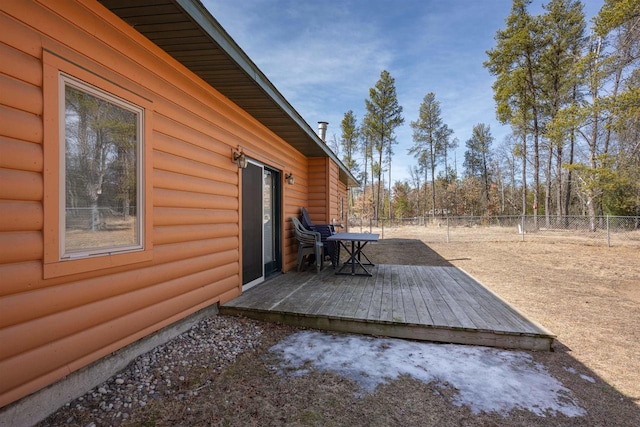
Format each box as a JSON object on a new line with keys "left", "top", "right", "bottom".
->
{"left": 356, "top": 242, "right": 374, "bottom": 266}
{"left": 334, "top": 240, "right": 374, "bottom": 276}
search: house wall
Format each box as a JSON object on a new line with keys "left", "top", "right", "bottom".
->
{"left": 338, "top": 180, "right": 348, "bottom": 227}
{"left": 0, "top": 0, "right": 313, "bottom": 408}
{"left": 307, "top": 158, "right": 328, "bottom": 223}
{"left": 327, "top": 160, "right": 342, "bottom": 225}
{"left": 307, "top": 157, "right": 346, "bottom": 228}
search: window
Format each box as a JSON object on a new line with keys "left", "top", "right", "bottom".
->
{"left": 43, "top": 49, "right": 153, "bottom": 278}
{"left": 60, "top": 75, "right": 144, "bottom": 258}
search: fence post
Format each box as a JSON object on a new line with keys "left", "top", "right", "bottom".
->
{"left": 607, "top": 215, "right": 610, "bottom": 247}
{"left": 446, "top": 217, "right": 450, "bottom": 243}
{"left": 521, "top": 215, "right": 525, "bottom": 242}
{"left": 381, "top": 219, "right": 384, "bottom": 240}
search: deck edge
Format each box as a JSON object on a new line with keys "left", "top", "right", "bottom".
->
{"left": 219, "top": 306, "right": 554, "bottom": 351}
{"left": 453, "top": 267, "right": 557, "bottom": 339}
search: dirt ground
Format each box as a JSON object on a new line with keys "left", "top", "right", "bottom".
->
{"left": 42, "top": 228, "right": 640, "bottom": 426}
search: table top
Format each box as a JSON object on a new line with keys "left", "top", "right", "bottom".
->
{"left": 327, "top": 232, "right": 379, "bottom": 242}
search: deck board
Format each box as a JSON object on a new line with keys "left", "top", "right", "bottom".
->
{"left": 221, "top": 264, "right": 555, "bottom": 351}
{"left": 390, "top": 266, "right": 405, "bottom": 322}
{"left": 366, "top": 268, "right": 385, "bottom": 321}
{"left": 339, "top": 274, "right": 368, "bottom": 318}
{"left": 379, "top": 265, "right": 394, "bottom": 322}
{"left": 442, "top": 267, "right": 538, "bottom": 333}
{"left": 306, "top": 274, "right": 343, "bottom": 315}
{"left": 329, "top": 279, "right": 353, "bottom": 317}
{"left": 398, "top": 266, "right": 421, "bottom": 324}
{"left": 354, "top": 271, "right": 376, "bottom": 319}
{"left": 413, "top": 266, "right": 462, "bottom": 328}
{"left": 423, "top": 267, "right": 484, "bottom": 330}
{"left": 404, "top": 265, "right": 434, "bottom": 325}
{"left": 438, "top": 267, "right": 510, "bottom": 331}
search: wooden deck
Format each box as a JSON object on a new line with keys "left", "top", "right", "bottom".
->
{"left": 220, "top": 264, "right": 556, "bottom": 351}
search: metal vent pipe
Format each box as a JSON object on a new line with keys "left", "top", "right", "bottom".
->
{"left": 317, "top": 121, "right": 328, "bottom": 142}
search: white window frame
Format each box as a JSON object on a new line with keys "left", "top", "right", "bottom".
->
{"left": 59, "top": 73, "right": 145, "bottom": 259}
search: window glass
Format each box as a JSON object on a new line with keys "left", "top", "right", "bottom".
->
{"left": 62, "top": 77, "right": 142, "bottom": 257}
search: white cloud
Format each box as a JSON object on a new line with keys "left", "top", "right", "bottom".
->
{"left": 207, "top": 0, "right": 392, "bottom": 95}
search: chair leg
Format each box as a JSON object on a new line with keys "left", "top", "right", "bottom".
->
{"left": 315, "top": 242, "right": 323, "bottom": 273}
{"left": 297, "top": 247, "right": 304, "bottom": 272}
{"left": 331, "top": 241, "right": 340, "bottom": 269}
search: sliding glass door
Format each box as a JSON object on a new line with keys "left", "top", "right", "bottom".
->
{"left": 241, "top": 160, "right": 281, "bottom": 289}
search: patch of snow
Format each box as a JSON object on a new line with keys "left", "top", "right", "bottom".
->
{"left": 564, "top": 366, "right": 596, "bottom": 383}
{"left": 270, "top": 331, "right": 586, "bottom": 417}
{"left": 580, "top": 374, "right": 596, "bottom": 383}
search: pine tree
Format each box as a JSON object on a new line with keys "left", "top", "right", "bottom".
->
{"left": 464, "top": 124, "right": 494, "bottom": 204}
{"left": 340, "top": 110, "right": 360, "bottom": 216}
{"left": 363, "top": 70, "right": 404, "bottom": 220}
{"left": 485, "top": 0, "right": 545, "bottom": 222}
{"left": 592, "top": 0, "right": 640, "bottom": 217}
{"left": 409, "top": 92, "right": 453, "bottom": 220}
{"left": 539, "top": 0, "right": 586, "bottom": 223}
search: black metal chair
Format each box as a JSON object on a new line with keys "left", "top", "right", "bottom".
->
{"left": 291, "top": 217, "right": 323, "bottom": 272}
{"left": 300, "top": 207, "right": 339, "bottom": 267}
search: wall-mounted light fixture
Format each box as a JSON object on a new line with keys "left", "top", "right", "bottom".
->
{"left": 232, "top": 149, "right": 247, "bottom": 169}
{"left": 285, "top": 173, "right": 294, "bottom": 185}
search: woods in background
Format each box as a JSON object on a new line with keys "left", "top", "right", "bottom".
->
{"left": 337, "top": 0, "right": 639, "bottom": 224}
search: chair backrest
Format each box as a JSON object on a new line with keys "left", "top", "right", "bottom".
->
{"left": 300, "top": 207, "right": 314, "bottom": 229}
{"left": 292, "top": 217, "right": 319, "bottom": 245}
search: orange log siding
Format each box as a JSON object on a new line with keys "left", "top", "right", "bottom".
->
{"left": 307, "top": 158, "right": 329, "bottom": 222}
{"left": 0, "top": 0, "right": 344, "bottom": 408}
{"left": 327, "top": 160, "right": 341, "bottom": 224}
{"left": 0, "top": 201, "right": 43, "bottom": 232}
{"left": 306, "top": 157, "right": 345, "bottom": 227}
{"left": 0, "top": 137, "right": 43, "bottom": 173}
{"left": 0, "top": 168, "right": 43, "bottom": 201}
{"left": 338, "top": 180, "right": 348, "bottom": 224}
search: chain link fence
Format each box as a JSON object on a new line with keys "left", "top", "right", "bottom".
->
{"left": 66, "top": 207, "right": 137, "bottom": 231}
{"left": 347, "top": 215, "right": 640, "bottom": 247}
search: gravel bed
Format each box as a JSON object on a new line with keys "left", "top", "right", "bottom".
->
{"left": 39, "top": 315, "right": 266, "bottom": 427}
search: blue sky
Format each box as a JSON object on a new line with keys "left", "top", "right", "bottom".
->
{"left": 204, "top": 0, "right": 603, "bottom": 184}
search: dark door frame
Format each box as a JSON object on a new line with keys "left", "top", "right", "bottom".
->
{"left": 241, "top": 159, "right": 282, "bottom": 290}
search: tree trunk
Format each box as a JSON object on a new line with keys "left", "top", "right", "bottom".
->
{"left": 544, "top": 143, "right": 552, "bottom": 227}
{"left": 424, "top": 167, "right": 428, "bottom": 223}
{"left": 564, "top": 129, "right": 575, "bottom": 221}
{"left": 430, "top": 165, "right": 436, "bottom": 221}
{"left": 589, "top": 36, "right": 602, "bottom": 227}
{"left": 387, "top": 154, "right": 392, "bottom": 220}
{"left": 533, "top": 119, "right": 540, "bottom": 230}
{"left": 482, "top": 149, "right": 490, "bottom": 203}
{"left": 377, "top": 139, "right": 383, "bottom": 221}
{"left": 564, "top": 83, "right": 579, "bottom": 223}
{"left": 363, "top": 143, "right": 368, "bottom": 219}
{"left": 526, "top": 52, "right": 540, "bottom": 230}
{"left": 556, "top": 143, "right": 563, "bottom": 220}
{"left": 587, "top": 194, "right": 597, "bottom": 232}
{"left": 521, "top": 131, "right": 528, "bottom": 216}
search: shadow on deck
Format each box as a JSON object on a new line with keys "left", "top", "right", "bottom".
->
{"left": 221, "top": 262, "right": 556, "bottom": 351}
